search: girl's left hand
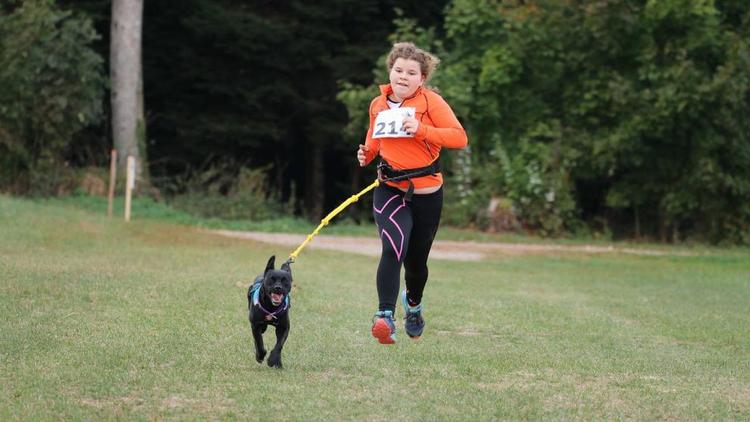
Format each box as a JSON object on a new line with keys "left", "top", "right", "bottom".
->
{"left": 402, "top": 116, "right": 419, "bottom": 136}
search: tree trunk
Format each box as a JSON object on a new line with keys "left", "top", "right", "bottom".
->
{"left": 348, "top": 165, "right": 364, "bottom": 222}
{"left": 111, "top": 0, "right": 146, "bottom": 183}
{"left": 634, "top": 205, "right": 641, "bottom": 239}
{"left": 305, "top": 143, "right": 324, "bottom": 221}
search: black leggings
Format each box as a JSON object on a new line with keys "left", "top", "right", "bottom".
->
{"left": 372, "top": 183, "right": 443, "bottom": 313}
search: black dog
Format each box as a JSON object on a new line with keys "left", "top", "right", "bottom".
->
{"left": 247, "top": 255, "right": 292, "bottom": 368}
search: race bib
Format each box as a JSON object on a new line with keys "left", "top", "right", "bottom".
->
{"left": 372, "top": 107, "right": 415, "bottom": 139}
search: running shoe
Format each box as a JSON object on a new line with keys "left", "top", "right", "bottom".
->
{"left": 371, "top": 310, "right": 396, "bottom": 344}
{"left": 401, "top": 289, "right": 425, "bottom": 339}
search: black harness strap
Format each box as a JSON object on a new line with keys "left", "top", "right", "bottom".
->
{"left": 377, "top": 159, "right": 441, "bottom": 202}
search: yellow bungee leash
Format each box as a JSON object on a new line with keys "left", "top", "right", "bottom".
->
{"left": 286, "top": 178, "right": 380, "bottom": 264}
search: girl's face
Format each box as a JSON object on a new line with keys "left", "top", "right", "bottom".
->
{"left": 389, "top": 58, "right": 424, "bottom": 101}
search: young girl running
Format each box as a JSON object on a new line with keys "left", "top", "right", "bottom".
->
{"left": 357, "top": 42, "right": 468, "bottom": 344}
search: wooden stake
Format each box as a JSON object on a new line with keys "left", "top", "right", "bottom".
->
{"left": 107, "top": 149, "right": 118, "bottom": 217}
{"left": 125, "top": 155, "right": 135, "bottom": 222}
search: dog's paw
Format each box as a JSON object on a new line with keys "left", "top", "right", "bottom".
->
{"left": 255, "top": 349, "right": 267, "bottom": 363}
{"left": 267, "top": 352, "right": 282, "bottom": 369}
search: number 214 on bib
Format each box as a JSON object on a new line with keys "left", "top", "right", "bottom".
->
{"left": 372, "top": 107, "right": 415, "bottom": 139}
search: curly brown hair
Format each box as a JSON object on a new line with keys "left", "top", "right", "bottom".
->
{"left": 385, "top": 42, "right": 440, "bottom": 81}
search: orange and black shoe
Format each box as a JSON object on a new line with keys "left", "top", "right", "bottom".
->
{"left": 371, "top": 310, "right": 396, "bottom": 344}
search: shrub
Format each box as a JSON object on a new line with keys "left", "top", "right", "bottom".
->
{"left": 0, "top": 0, "right": 105, "bottom": 195}
{"left": 166, "top": 164, "right": 289, "bottom": 221}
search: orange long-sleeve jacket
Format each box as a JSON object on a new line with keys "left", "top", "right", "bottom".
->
{"left": 362, "top": 84, "right": 468, "bottom": 190}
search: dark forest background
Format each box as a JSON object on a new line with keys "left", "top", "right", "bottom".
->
{"left": 60, "top": 0, "right": 449, "bottom": 222}
{"left": 2, "top": 0, "right": 749, "bottom": 244}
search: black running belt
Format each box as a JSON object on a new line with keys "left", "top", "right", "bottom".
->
{"left": 377, "top": 159, "right": 441, "bottom": 201}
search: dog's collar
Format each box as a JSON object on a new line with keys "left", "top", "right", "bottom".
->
{"left": 251, "top": 281, "right": 290, "bottom": 321}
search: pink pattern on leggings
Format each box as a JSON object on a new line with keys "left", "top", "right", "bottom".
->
{"left": 374, "top": 194, "right": 406, "bottom": 261}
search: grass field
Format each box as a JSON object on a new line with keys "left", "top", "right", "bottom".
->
{"left": 1, "top": 195, "right": 749, "bottom": 420}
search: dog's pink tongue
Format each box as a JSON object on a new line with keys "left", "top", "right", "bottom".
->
{"left": 271, "top": 293, "right": 283, "bottom": 304}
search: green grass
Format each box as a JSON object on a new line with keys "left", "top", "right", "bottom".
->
{"left": 1, "top": 194, "right": 749, "bottom": 420}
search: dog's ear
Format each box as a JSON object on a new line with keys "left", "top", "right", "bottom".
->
{"left": 280, "top": 259, "right": 292, "bottom": 280}
{"left": 264, "top": 255, "right": 276, "bottom": 275}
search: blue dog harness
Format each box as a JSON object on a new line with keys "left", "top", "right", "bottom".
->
{"left": 250, "top": 280, "right": 290, "bottom": 321}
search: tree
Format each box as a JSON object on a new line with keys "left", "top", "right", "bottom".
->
{"left": 436, "top": 0, "right": 750, "bottom": 242}
{"left": 0, "top": 0, "right": 105, "bottom": 194}
{"left": 110, "top": 0, "right": 146, "bottom": 183}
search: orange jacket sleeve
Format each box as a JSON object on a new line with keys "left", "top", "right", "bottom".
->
{"left": 362, "top": 98, "right": 381, "bottom": 166}
{"left": 414, "top": 94, "right": 467, "bottom": 149}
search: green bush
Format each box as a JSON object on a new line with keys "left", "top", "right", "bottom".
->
{"left": 432, "top": 0, "right": 750, "bottom": 244}
{"left": 166, "top": 165, "right": 290, "bottom": 221}
{"left": 0, "top": 0, "right": 105, "bottom": 195}
{"left": 446, "top": 129, "right": 579, "bottom": 237}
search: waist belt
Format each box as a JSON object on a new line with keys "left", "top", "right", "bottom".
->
{"left": 377, "top": 160, "right": 441, "bottom": 201}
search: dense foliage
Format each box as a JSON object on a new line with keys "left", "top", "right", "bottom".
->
{"left": 343, "top": 0, "right": 750, "bottom": 243}
{"left": 0, "top": 0, "right": 105, "bottom": 194}
{"left": 433, "top": 0, "right": 750, "bottom": 243}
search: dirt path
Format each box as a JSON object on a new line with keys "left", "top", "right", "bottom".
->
{"left": 209, "top": 230, "right": 693, "bottom": 261}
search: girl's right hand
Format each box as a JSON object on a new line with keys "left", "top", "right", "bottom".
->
{"left": 357, "top": 144, "right": 369, "bottom": 167}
